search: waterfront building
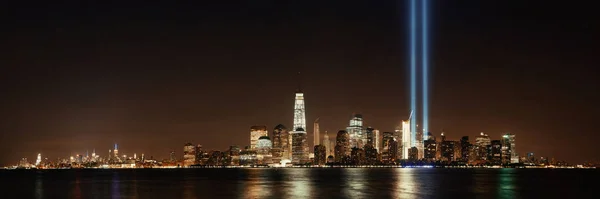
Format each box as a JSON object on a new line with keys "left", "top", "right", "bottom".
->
{"left": 334, "top": 130, "right": 350, "bottom": 163}
{"left": 374, "top": 129, "right": 381, "bottom": 152}
{"left": 460, "top": 136, "right": 471, "bottom": 162}
{"left": 346, "top": 114, "right": 365, "bottom": 148}
{"left": 291, "top": 85, "right": 308, "bottom": 164}
{"left": 364, "top": 144, "right": 378, "bottom": 165}
{"left": 408, "top": 146, "right": 418, "bottom": 161}
{"left": 314, "top": 118, "right": 320, "bottom": 146}
{"left": 322, "top": 131, "right": 332, "bottom": 158}
{"left": 271, "top": 124, "right": 289, "bottom": 162}
{"left": 424, "top": 137, "right": 437, "bottom": 161}
{"left": 313, "top": 145, "right": 326, "bottom": 165}
{"left": 501, "top": 133, "right": 518, "bottom": 164}
{"left": 257, "top": 136, "right": 273, "bottom": 164}
{"left": 381, "top": 131, "right": 395, "bottom": 161}
{"left": 250, "top": 125, "right": 268, "bottom": 149}
{"left": 401, "top": 120, "right": 411, "bottom": 160}
{"left": 350, "top": 147, "right": 366, "bottom": 165}
{"left": 474, "top": 132, "right": 491, "bottom": 162}
{"left": 183, "top": 143, "right": 196, "bottom": 167}
{"left": 441, "top": 139, "right": 455, "bottom": 162}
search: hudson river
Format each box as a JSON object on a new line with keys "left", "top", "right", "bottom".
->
{"left": 1, "top": 168, "right": 596, "bottom": 199}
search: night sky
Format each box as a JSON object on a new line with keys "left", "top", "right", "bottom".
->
{"left": 1, "top": 1, "right": 598, "bottom": 165}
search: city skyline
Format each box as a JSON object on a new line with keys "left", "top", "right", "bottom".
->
{"left": 2, "top": 1, "right": 598, "bottom": 166}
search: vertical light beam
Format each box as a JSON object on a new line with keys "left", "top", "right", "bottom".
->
{"left": 422, "top": 0, "right": 429, "bottom": 135}
{"left": 410, "top": 0, "right": 417, "bottom": 147}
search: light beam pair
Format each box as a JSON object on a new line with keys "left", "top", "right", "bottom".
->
{"left": 409, "top": 0, "right": 429, "bottom": 147}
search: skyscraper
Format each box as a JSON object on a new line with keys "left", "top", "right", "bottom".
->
{"left": 365, "top": 127, "right": 375, "bottom": 147}
{"left": 183, "top": 143, "right": 196, "bottom": 167}
{"left": 501, "top": 133, "right": 518, "bottom": 164}
{"left": 334, "top": 130, "right": 350, "bottom": 163}
{"left": 490, "top": 140, "right": 502, "bottom": 165}
{"left": 293, "top": 88, "right": 306, "bottom": 131}
{"left": 271, "top": 124, "right": 288, "bottom": 162}
{"left": 291, "top": 130, "right": 308, "bottom": 164}
{"left": 475, "top": 132, "right": 491, "bottom": 162}
{"left": 346, "top": 114, "right": 364, "bottom": 148}
{"left": 374, "top": 129, "right": 381, "bottom": 152}
{"left": 313, "top": 145, "right": 326, "bottom": 165}
{"left": 401, "top": 119, "right": 412, "bottom": 159}
{"left": 314, "top": 118, "right": 320, "bottom": 146}
{"left": 250, "top": 125, "right": 268, "bottom": 149}
{"left": 113, "top": 143, "right": 119, "bottom": 162}
{"left": 322, "top": 131, "right": 332, "bottom": 158}
{"left": 291, "top": 84, "right": 308, "bottom": 164}
{"left": 382, "top": 131, "right": 395, "bottom": 162}
{"left": 35, "top": 153, "right": 41, "bottom": 166}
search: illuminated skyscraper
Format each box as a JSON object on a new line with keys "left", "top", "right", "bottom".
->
{"left": 313, "top": 118, "right": 320, "bottom": 146}
{"left": 271, "top": 124, "right": 288, "bottom": 162}
{"left": 313, "top": 145, "right": 326, "bottom": 165}
{"left": 35, "top": 153, "right": 41, "bottom": 166}
{"left": 490, "top": 140, "right": 502, "bottom": 165}
{"left": 401, "top": 119, "right": 412, "bottom": 159}
{"left": 250, "top": 125, "right": 268, "bottom": 149}
{"left": 291, "top": 86, "right": 308, "bottom": 164}
{"left": 374, "top": 129, "right": 381, "bottom": 152}
{"left": 334, "top": 130, "right": 350, "bottom": 163}
{"left": 183, "top": 143, "right": 196, "bottom": 167}
{"left": 475, "top": 132, "right": 491, "bottom": 162}
{"left": 501, "top": 133, "right": 518, "bottom": 164}
{"left": 322, "top": 131, "right": 333, "bottom": 158}
{"left": 346, "top": 114, "right": 364, "bottom": 148}
{"left": 293, "top": 88, "right": 306, "bottom": 131}
{"left": 291, "top": 129, "right": 308, "bottom": 164}
{"left": 257, "top": 136, "right": 273, "bottom": 164}
{"left": 382, "top": 131, "right": 395, "bottom": 162}
{"left": 113, "top": 143, "right": 119, "bottom": 162}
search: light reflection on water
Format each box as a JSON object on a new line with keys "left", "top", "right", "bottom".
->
{"left": 395, "top": 168, "right": 420, "bottom": 199}
{"left": 4, "top": 168, "right": 596, "bottom": 199}
{"left": 35, "top": 173, "right": 43, "bottom": 199}
{"left": 497, "top": 169, "right": 517, "bottom": 199}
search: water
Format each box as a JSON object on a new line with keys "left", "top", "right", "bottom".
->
{"left": 1, "top": 168, "right": 596, "bottom": 199}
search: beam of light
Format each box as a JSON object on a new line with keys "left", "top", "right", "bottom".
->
{"left": 410, "top": 0, "right": 417, "bottom": 147}
{"left": 421, "top": 0, "right": 429, "bottom": 136}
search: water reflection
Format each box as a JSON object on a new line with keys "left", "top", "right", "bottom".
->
{"left": 35, "top": 173, "right": 43, "bottom": 199}
{"left": 497, "top": 169, "right": 517, "bottom": 199}
{"left": 73, "top": 172, "right": 81, "bottom": 199}
{"left": 183, "top": 174, "right": 197, "bottom": 199}
{"left": 345, "top": 168, "right": 369, "bottom": 198}
{"left": 241, "top": 169, "right": 273, "bottom": 199}
{"left": 395, "top": 168, "right": 420, "bottom": 199}
{"left": 112, "top": 171, "right": 120, "bottom": 199}
{"left": 287, "top": 169, "right": 312, "bottom": 198}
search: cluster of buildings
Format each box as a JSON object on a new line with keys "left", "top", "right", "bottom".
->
{"left": 9, "top": 87, "right": 587, "bottom": 169}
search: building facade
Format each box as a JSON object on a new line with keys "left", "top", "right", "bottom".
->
{"left": 346, "top": 114, "right": 365, "bottom": 149}
{"left": 250, "top": 125, "right": 268, "bottom": 149}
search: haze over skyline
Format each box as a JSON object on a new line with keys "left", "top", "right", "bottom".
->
{"left": 2, "top": 1, "right": 598, "bottom": 165}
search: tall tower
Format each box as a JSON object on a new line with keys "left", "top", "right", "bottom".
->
{"left": 293, "top": 88, "right": 306, "bottom": 131}
{"left": 35, "top": 153, "right": 42, "bottom": 166}
{"left": 113, "top": 143, "right": 119, "bottom": 161}
{"left": 292, "top": 80, "right": 308, "bottom": 164}
{"left": 314, "top": 118, "right": 320, "bottom": 146}
{"left": 402, "top": 119, "right": 412, "bottom": 159}
{"left": 323, "top": 131, "right": 332, "bottom": 158}
{"left": 272, "top": 124, "right": 288, "bottom": 162}
{"left": 346, "top": 114, "right": 364, "bottom": 148}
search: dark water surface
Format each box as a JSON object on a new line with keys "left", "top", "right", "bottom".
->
{"left": 1, "top": 168, "right": 596, "bottom": 199}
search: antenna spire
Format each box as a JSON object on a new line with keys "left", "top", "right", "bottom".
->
{"left": 296, "top": 72, "right": 302, "bottom": 93}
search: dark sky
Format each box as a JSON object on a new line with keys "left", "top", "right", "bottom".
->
{"left": 1, "top": 1, "right": 598, "bottom": 165}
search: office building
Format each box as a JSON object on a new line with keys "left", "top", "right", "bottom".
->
{"left": 250, "top": 125, "right": 268, "bottom": 149}
{"left": 346, "top": 114, "right": 365, "bottom": 148}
